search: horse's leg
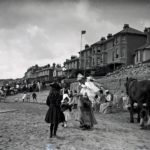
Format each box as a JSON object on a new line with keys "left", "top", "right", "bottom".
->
{"left": 137, "top": 106, "right": 141, "bottom": 123}
{"left": 130, "top": 99, "right": 134, "bottom": 123}
{"left": 137, "top": 101, "right": 142, "bottom": 123}
{"left": 140, "top": 108, "right": 145, "bottom": 128}
{"left": 147, "top": 112, "right": 150, "bottom": 128}
{"left": 147, "top": 99, "right": 150, "bottom": 128}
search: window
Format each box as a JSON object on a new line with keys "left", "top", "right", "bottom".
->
{"left": 140, "top": 50, "right": 143, "bottom": 62}
{"left": 113, "top": 37, "right": 119, "bottom": 45}
{"left": 136, "top": 52, "right": 138, "bottom": 62}
{"left": 101, "top": 54, "right": 104, "bottom": 63}
{"left": 97, "top": 57, "right": 101, "bottom": 65}
{"left": 116, "top": 48, "right": 119, "bottom": 58}
{"left": 112, "top": 51, "right": 114, "bottom": 61}
{"left": 97, "top": 50, "right": 101, "bottom": 53}
{"left": 93, "top": 58, "right": 95, "bottom": 66}
{"left": 122, "top": 36, "right": 126, "bottom": 41}
{"left": 104, "top": 44, "right": 106, "bottom": 50}
{"left": 97, "top": 46, "right": 100, "bottom": 50}
{"left": 121, "top": 47, "right": 125, "bottom": 57}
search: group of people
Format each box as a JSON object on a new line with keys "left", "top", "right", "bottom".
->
{"left": 22, "top": 92, "right": 37, "bottom": 102}
{"left": 45, "top": 73, "right": 115, "bottom": 138}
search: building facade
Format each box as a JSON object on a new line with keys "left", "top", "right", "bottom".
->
{"left": 78, "top": 24, "right": 147, "bottom": 75}
{"left": 53, "top": 67, "right": 65, "bottom": 79}
{"left": 24, "top": 65, "right": 53, "bottom": 83}
{"left": 134, "top": 27, "right": 150, "bottom": 64}
{"left": 64, "top": 56, "right": 79, "bottom": 78}
{"left": 36, "top": 67, "right": 53, "bottom": 82}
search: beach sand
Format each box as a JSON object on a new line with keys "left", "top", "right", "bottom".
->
{"left": 0, "top": 91, "right": 150, "bottom": 150}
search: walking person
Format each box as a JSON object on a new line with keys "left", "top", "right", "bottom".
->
{"left": 76, "top": 73, "right": 86, "bottom": 128}
{"left": 80, "top": 85, "right": 97, "bottom": 130}
{"left": 45, "top": 83, "right": 65, "bottom": 138}
{"left": 76, "top": 73, "right": 97, "bottom": 130}
{"left": 32, "top": 92, "right": 37, "bottom": 102}
{"left": 22, "top": 92, "right": 27, "bottom": 102}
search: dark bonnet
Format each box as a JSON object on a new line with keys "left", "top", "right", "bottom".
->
{"left": 50, "top": 83, "right": 61, "bottom": 90}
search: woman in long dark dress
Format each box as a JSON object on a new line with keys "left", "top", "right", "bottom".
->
{"left": 45, "top": 83, "right": 65, "bottom": 138}
{"left": 77, "top": 74, "right": 97, "bottom": 130}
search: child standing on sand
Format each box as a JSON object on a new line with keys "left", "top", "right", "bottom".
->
{"left": 45, "top": 83, "right": 65, "bottom": 138}
{"left": 32, "top": 92, "right": 37, "bottom": 102}
{"left": 22, "top": 92, "right": 27, "bottom": 102}
{"left": 61, "top": 90, "right": 72, "bottom": 127}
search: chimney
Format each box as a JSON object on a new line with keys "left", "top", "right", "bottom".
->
{"left": 85, "top": 44, "right": 89, "bottom": 49}
{"left": 144, "top": 27, "right": 150, "bottom": 45}
{"left": 107, "top": 33, "right": 113, "bottom": 39}
{"left": 123, "top": 24, "right": 129, "bottom": 30}
{"left": 101, "top": 37, "right": 106, "bottom": 42}
{"left": 71, "top": 55, "right": 77, "bottom": 60}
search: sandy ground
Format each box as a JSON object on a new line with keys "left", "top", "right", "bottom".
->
{"left": 0, "top": 91, "right": 150, "bottom": 150}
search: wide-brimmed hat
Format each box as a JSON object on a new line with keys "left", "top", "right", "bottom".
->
{"left": 86, "top": 76, "right": 95, "bottom": 81}
{"left": 50, "top": 83, "right": 61, "bottom": 90}
{"left": 77, "top": 73, "right": 84, "bottom": 81}
{"left": 105, "top": 90, "right": 109, "bottom": 94}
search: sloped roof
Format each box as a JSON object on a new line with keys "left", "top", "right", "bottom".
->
{"left": 116, "top": 27, "right": 145, "bottom": 36}
{"left": 92, "top": 26, "right": 145, "bottom": 47}
{"left": 135, "top": 43, "right": 150, "bottom": 51}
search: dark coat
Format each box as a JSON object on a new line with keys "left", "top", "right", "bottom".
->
{"left": 45, "top": 92, "right": 65, "bottom": 124}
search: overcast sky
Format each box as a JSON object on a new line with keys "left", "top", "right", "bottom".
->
{"left": 0, "top": 0, "right": 150, "bottom": 79}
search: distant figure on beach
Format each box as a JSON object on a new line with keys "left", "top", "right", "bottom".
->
{"left": 32, "top": 92, "right": 37, "bottom": 102}
{"left": 22, "top": 92, "right": 27, "bottom": 102}
{"left": 26, "top": 93, "right": 30, "bottom": 102}
{"left": 22, "top": 92, "right": 30, "bottom": 102}
{"left": 45, "top": 83, "right": 65, "bottom": 138}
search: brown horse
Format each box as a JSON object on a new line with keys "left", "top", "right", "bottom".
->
{"left": 125, "top": 77, "right": 150, "bottom": 128}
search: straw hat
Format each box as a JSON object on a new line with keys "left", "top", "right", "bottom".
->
{"left": 105, "top": 90, "right": 109, "bottom": 94}
{"left": 77, "top": 73, "right": 84, "bottom": 81}
{"left": 86, "top": 76, "right": 95, "bottom": 81}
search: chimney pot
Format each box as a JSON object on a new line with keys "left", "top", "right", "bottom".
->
{"left": 123, "top": 24, "right": 129, "bottom": 29}
{"left": 107, "top": 33, "right": 113, "bottom": 39}
{"left": 85, "top": 44, "right": 89, "bottom": 49}
{"left": 101, "top": 37, "right": 106, "bottom": 41}
{"left": 71, "top": 55, "right": 77, "bottom": 60}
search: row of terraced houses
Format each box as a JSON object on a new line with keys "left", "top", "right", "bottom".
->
{"left": 24, "top": 24, "right": 150, "bottom": 82}
{"left": 64, "top": 24, "right": 150, "bottom": 78}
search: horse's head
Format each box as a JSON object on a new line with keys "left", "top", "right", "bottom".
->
{"left": 125, "top": 77, "right": 137, "bottom": 95}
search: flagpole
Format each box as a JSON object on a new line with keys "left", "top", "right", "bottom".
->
{"left": 80, "top": 30, "right": 86, "bottom": 77}
{"left": 80, "top": 32, "right": 82, "bottom": 70}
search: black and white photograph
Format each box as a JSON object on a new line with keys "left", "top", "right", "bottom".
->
{"left": 0, "top": 0, "right": 150, "bottom": 149}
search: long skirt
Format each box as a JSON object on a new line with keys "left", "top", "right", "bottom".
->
{"left": 45, "top": 105, "right": 65, "bottom": 124}
{"left": 76, "top": 98, "right": 97, "bottom": 127}
{"left": 80, "top": 107, "right": 97, "bottom": 127}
